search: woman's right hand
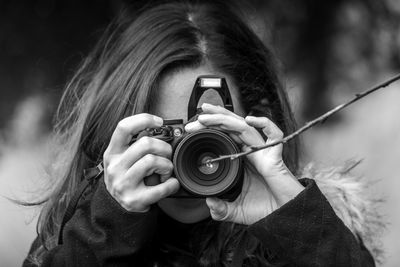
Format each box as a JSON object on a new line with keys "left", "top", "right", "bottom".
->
{"left": 103, "top": 113, "right": 180, "bottom": 212}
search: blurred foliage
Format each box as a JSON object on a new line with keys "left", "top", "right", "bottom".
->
{"left": 0, "top": 0, "right": 399, "bottom": 131}
{"left": 242, "top": 0, "right": 400, "bottom": 121}
{"left": 0, "top": 0, "right": 118, "bottom": 128}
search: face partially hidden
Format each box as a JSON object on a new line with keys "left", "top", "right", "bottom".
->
{"left": 149, "top": 65, "right": 245, "bottom": 223}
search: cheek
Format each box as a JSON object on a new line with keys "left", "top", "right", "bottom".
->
{"left": 229, "top": 86, "right": 246, "bottom": 117}
{"left": 232, "top": 98, "right": 246, "bottom": 118}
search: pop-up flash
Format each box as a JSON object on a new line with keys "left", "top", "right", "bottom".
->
{"left": 200, "top": 77, "right": 221, "bottom": 88}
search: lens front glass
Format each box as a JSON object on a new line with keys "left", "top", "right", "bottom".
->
{"left": 173, "top": 129, "right": 242, "bottom": 196}
{"left": 197, "top": 154, "right": 219, "bottom": 175}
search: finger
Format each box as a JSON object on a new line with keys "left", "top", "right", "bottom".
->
{"left": 120, "top": 136, "right": 172, "bottom": 168}
{"left": 142, "top": 178, "right": 180, "bottom": 204}
{"left": 201, "top": 103, "right": 242, "bottom": 119}
{"left": 198, "top": 114, "right": 264, "bottom": 146}
{"left": 108, "top": 114, "right": 164, "bottom": 154}
{"left": 185, "top": 122, "right": 243, "bottom": 144}
{"left": 197, "top": 114, "right": 246, "bottom": 134}
{"left": 184, "top": 120, "right": 207, "bottom": 132}
{"left": 185, "top": 102, "right": 242, "bottom": 133}
{"left": 206, "top": 197, "right": 231, "bottom": 221}
{"left": 124, "top": 154, "right": 174, "bottom": 186}
{"left": 185, "top": 120, "right": 236, "bottom": 134}
{"left": 245, "top": 116, "right": 284, "bottom": 141}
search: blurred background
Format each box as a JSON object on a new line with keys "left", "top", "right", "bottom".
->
{"left": 0, "top": 0, "right": 399, "bottom": 266}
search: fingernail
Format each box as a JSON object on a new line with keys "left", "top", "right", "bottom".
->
{"left": 153, "top": 116, "right": 163, "bottom": 126}
{"left": 184, "top": 123, "right": 192, "bottom": 131}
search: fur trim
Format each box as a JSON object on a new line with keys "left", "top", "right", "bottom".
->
{"left": 301, "top": 160, "right": 385, "bottom": 263}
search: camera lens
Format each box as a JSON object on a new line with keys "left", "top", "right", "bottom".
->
{"left": 197, "top": 153, "right": 219, "bottom": 175}
{"left": 173, "top": 129, "right": 242, "bottom": 197}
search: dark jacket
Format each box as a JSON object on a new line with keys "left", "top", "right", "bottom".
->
{"left": 23, "top": 177, "right": 375, "bottom": 266}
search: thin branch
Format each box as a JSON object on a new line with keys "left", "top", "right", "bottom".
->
{"left": 205, "top": 73, "right": 400, "bottom": 165}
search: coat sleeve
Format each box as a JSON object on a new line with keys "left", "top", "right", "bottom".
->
{"left": 24, "top": 177, "right": 158, "bottom": 267}
{"left": 247, "top": 178, "right": 375, "bottom": 267}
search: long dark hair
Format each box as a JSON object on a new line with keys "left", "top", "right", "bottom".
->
{"left": 29, "top": 1, "right": 299, "bottom": 265}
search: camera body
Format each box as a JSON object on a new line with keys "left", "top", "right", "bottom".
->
{"left": 139, "top": 75, "right": 244, "bottom": 201}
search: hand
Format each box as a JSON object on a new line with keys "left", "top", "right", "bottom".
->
{"left": 103, "top": 113, "right": 180, "bottom": 212}
{"left": 185, "top": 103, "right": 304, "bottom": 225}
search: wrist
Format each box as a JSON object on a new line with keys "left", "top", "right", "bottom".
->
{"left": 265, "top": 163, "right": 305, "bottom": 208}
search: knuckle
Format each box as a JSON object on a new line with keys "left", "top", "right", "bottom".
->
{"left": 276, "top": 129, "right": 284, "bottom": 138}
{"left": 112, "top": 182, "right": 125, "bottom": 197}
{"left": 105, "top": 159, "right": 122, "bottom": 179}
{"left": 167, "top": 160, "right": 174, "bottom": 171}
{"left": 107, "top": 180, "right": 150, "bottom": 212}
{"left": 140, "top": 136, "right": 153, "bottom": 148}
{"left": 122, "top": 197, "right": 142, "bottom": 211}
{"left": 105, "top": 165, "right": 117, "bottom": 179}
{"left": 164, "top": 143, "right": 173, "bottom": 156}
{"left": 126, "top": 194, "right": 140, "bottom": 206}
{"left": 116, "top": 119, "right": 129, "bottom": 134}
{"left": 114, "top": 187, "right": 148, "bottom": 211}
{"left": 143, "top": 154, "right": 156, "bottom": 166}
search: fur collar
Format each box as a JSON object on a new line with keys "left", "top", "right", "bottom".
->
{"left": 301, "top": 160, "right": 385, "bottom": 263}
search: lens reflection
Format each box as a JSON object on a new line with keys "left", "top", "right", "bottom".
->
{"left": 197, "top": 154, "right": 219, "bottom": 175}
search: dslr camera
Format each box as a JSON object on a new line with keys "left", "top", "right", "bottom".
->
{"left": 138, "top": 75, "right": 244, "bottom": 201}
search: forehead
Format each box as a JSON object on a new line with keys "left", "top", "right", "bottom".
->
{"left": 150, "top": 65, "right": 245, "bottom": 121}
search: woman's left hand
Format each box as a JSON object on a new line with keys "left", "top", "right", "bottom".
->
{"left": 184, "top": 103, "right": 304, "bottom": 225}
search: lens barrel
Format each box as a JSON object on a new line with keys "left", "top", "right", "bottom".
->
{"left": 173, "top": 129, "right": 242, "bottom": 197}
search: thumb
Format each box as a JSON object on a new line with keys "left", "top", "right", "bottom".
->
{"left": 206, "top": 197, "right": 230, "bottom": 221}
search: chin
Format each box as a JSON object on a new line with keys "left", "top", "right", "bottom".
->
{"left": 157, "top": 198, "right": 210, "bottom": 223}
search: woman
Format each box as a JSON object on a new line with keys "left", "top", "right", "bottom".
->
{"left": 24, "top": 1, "right": 376, "bottom": 266}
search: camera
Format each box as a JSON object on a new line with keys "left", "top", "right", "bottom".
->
{"left": 137, "top": 75, "right": 244, "bottom": 201}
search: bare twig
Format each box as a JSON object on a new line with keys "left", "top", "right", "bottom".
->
{"left": 205, "top": 73, "right": 400, "bottom": 165}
